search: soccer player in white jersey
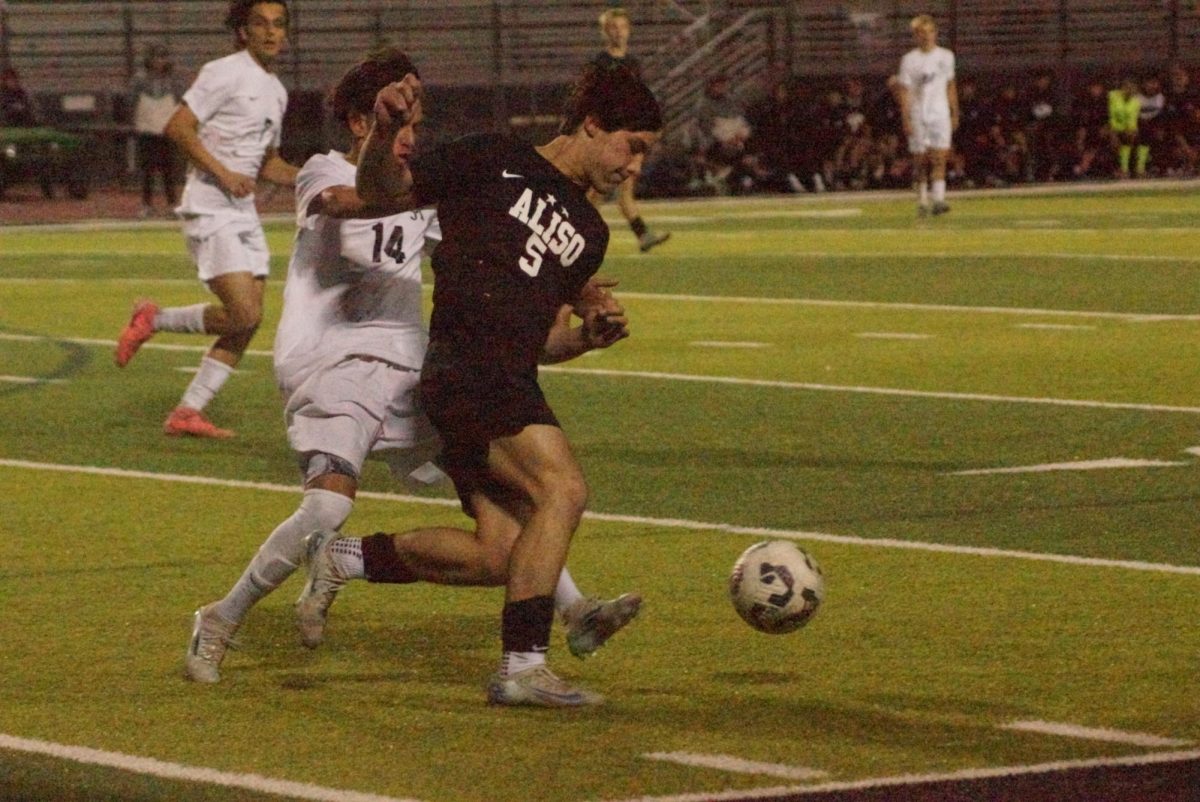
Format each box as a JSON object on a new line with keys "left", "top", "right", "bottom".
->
{"left": 896, "top": 14, "right": 958, "bottom": 217}
{"left": 185, "top": 48, "right": 640, "bottom": 684}
{"left": 114, "top": 0, "right": 297, "bottom": 438}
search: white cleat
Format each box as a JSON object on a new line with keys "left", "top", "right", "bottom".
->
{"left": 184, "top": 604, "right": 240, "bottom": 684}
{"left": 563, "top": 593, "right": 642, "bottom": 659}
{"left": 486, "top": 665, "right": 604, "bottom": 707}
{"left": 295, "top": 529, "right": 348, "bottom": 649}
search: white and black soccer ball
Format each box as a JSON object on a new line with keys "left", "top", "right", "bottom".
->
{"left": 729, "top": 540, "right": 824, "bottom": 634}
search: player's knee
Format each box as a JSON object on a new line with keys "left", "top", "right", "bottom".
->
{"left": 536, "top": 471, "right": 589, "bottom": 525}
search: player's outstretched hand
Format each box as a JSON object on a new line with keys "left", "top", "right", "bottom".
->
{"left": 373, "top": 74, "right": 422, "bottom": 131}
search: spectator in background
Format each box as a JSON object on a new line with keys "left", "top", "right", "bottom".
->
{"left": 745, "top": 76, "right": 806, "bottom": 192}
{"left": 588, "top": 7, "right": 670, "bottom": 252}
{"left": 1161, "top": 64, "right": 1199, "bottom": 175}
{"left": 1067, "top": 77, "right": 1114, "bottom": 180}
{"left": 1025, "top": 70, "right": 1062, "bottom": 181}
{"left": 1108, "top": 77, "right": 1141, "bottom": 178}
{"left": 1135, "top": 74, "right": 1165, "bottom": 177}
{"left": 130, "top": 45, "right": 183, "bottom": 218}
{"left": 0, "top": 67, "right": 37, "bottom": 126}
{"left": 692, "top": 73, "right": 753, "bottom": 194}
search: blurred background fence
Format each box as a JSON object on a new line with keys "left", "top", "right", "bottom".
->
{"left": 1, "top": 0, "right": 1197, "bottom": 183}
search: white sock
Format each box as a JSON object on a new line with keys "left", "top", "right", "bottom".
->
{"left": 554, "top": 568, "right": 584, "bottom": 614}
{"left": 917, "top": 181, "right": 929, "bottom": 207}
{"left": 932, "top": 179, "right": 946, "bottom": 203}
{"left": 212, "top": 489, "right": 353, "bottom": 623}
{"left": 180, "top": 355, "right": 233, "bottom": 412}
{"left": 330, "top": 537, "right": 366, "bottom": 579}
{"left": 154, "top": 303, "right": 207, "bottom": 333}
{"left": 500, "top": 650, "right": 546, "bottom": 677}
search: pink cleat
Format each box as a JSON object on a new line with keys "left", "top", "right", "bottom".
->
{"left": 114, "top": 300, "right": 159, "bottom": 367}
{"left": 163, "top": 406, "right": 234, "bottom": 439}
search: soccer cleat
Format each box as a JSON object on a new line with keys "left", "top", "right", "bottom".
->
{"left": 563, "top": 593, "right": 642, "bottom": 659}
{"left": 486, "top": 665, "right": 604, "bottom": 707}
{"left": 295, "top": 529, "right": 348, "bottom": 649}
{"left": 185, "top": 604, "right": 240, "bottom": 684}
{"left": 114, "top": 299, "right": 159, "bottom": 367}
{"left": 931, "top": 201, "right": 951, "bottom": 216}
{"left": 638, "top": 230, "right": 671, "bottom": 253}
{"left": 163, "top": 406, "right": 235, "bottom": 439}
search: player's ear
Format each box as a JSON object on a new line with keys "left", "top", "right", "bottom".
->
{"left": 583, "top": 115, "right": 601, "bottom": 138}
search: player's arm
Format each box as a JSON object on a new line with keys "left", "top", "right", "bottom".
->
{"left": 539, "top": 277, "right": 629, "bottom": 364}
{"left": 164, "top": 103, "right": 256, "bottom": 198}
{"left": 305, "top": 185, "right": 416, "bottom": 220}
{"left": 893, "top": 78, "right": 914, "bottom": 137}
{"left": 356, "top": 75, "right": 421, "bottom": 212}
{"left": 258, "top": 147, "right": 298, "bottom": 187}
{"left": 948, "top": 78, "right": 960, "bottom": 131}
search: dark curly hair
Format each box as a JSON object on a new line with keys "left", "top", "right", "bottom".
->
{"left": 225, "top": 0, "right": 289, "bottom": 32}
{"left": 329, "top": 47, "right": 420, "bottom": 126}
{"left": 559, "top": 63, "right": 662, "bottom": 135}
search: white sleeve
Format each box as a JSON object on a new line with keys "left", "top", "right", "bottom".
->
{"left": 294, "top": 156, "right": 344, "bottom": 231}
{"left": 423, "top": 211, "right": 442, "bottom": 246}
{"left": 946, "top": 50, "right": 956, "bottom": 82}
{"left": 181, "top": 61, "right": 231, "bottom": 124}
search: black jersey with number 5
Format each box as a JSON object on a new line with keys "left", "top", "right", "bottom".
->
{"left": 409, "top": 133, "right": 610, "bottom": 379}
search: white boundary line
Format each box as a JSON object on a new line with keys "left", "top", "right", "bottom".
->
{"left": 5, "top": 332, "right": 1200, "bottom": 415}
{"left": 0, "top": 734, "right": 422, "bottom": 802}
{"left": 597, "top": 749, "right": 1200, "bottom": 802}
{"left": 1001, "top": 720, "right": 1193, "bottom": 748}
{"left": 1, "top": 458, "right": 1197, "bottom": 577}
{"left": 643, "top": 753, "right": 828, "bottom": 781}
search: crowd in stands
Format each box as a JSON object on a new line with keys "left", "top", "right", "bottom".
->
{"left": 642, "top": 63, "right": 1200, "bottom": 198}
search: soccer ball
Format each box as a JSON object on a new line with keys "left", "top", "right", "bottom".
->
{"left": 729, "top": 540, "right": 824, "bottom": 634}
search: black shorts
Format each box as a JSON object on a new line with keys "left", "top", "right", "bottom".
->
{"left": 420, "top": 360, "right": 559, "bottom": 516}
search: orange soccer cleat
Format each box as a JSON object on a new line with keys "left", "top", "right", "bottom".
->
{"left": 163, "top": 406, "right": 234, "bottom": 439}
{"left": 114, "top": 300, "right": 159, "bottom": 367}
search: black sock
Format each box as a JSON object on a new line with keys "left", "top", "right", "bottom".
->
{"left": 629, "top": 216, "right": 648, "bottom": 238}
{"left": 501, "top": 595, "right": 555, "bottom": 653}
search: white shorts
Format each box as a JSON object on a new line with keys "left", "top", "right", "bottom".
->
{"left": 186, "top": 219, "right": 270, "bottom": 282}
{"left": 284, "top": 357, "right": 441, "bottom": 484}
{"left": 908, "top": 116, "right": 953, "bottom": 154}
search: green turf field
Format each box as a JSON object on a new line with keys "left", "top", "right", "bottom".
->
{"left": 1, "top": 187, "right": 1198, "bottom": 801}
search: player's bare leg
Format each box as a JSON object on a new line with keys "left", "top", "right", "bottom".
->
{"left": 164, "top": 273, "right": 264, "bottom": 438}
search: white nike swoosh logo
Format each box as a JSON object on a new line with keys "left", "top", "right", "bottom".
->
{"left": 502, "top": 170, "right": 523, "bottom": 179}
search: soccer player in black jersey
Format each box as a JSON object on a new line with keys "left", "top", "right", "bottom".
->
{"left": 351, "top": 65, "right": 662, "bottom": 706}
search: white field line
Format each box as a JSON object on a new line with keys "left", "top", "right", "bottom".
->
{"left": 950, "top": 458, "right": 1191, "bottom": 476}
{"left": 610, "top": 292, "right": 1200, "bottom": 322}
{"left": 2, "top": 278, "right": 1198, "bottom": 322}
{"left": 1016, "top": 323, "right": 1096, "bottom": 331}
{"left": 1001, "top": 721, "right": 1193, "bottom": 748}
{"left": 689, "top": 341, "right": 769, "bottom": 348}
{"left": 545, "top": 365, "right": 1200, "bottom": 415}
{"left": 4, "top": 332, "right": 1199, "bottom": 415}
{"left": 0, "top": 375, "right": 67, "bottom": 384}
{"left": 597, "top": 749, "right": 1200, "bottom": 802}
{"left": 1, "top": 458, "right": 1198, "bottom": 577}
{"left": 643, "top": 752, "right": 827, "bottom": 781}
{"left": 0, "top": 734, "right": 422, "bottom": 802}
{"left": 855, "top": 332, "right": 933, "bottom": 340}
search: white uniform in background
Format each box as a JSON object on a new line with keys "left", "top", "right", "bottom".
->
{"left": 897, "top": 45, "right": 956, "bottom": 154}
{"left": 178, "top": 49, "right": 288, "bottom": 280}
{"left": 274, "top": 151, "right": 442, "bottom": 481}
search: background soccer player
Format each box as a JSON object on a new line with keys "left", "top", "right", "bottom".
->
{"left": 114, "top": 0, "right": 297, "bottom": 438}
{"left": 896, "top": 13, "right": 958, "bottom": 217}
